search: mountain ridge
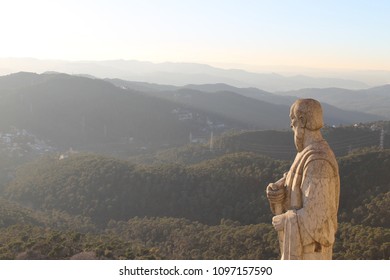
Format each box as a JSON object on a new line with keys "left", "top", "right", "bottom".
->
{"left": 278, "top": 85, "right": 390, "bottom": 118}
{"left": 0, "top": 72, "right": 381, "bottom": 157}
{"left": 0, "top": 58, "right": 370, "bottom": 91}
{"left": 107, "top": 77, "right": 383, "bottom": 125}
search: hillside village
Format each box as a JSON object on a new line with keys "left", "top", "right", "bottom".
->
{"left": 171, "top": 107, "right": 228, "bottom": 145}
{"left": 0, "top": 127, "right": 56, "bottom": 158}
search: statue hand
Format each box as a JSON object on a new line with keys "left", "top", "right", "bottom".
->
{"left": 272, "top": 214, "right": 285, "bottom": 231}
{"left": 266, "top": 182, "right": 286, "bottom": 203}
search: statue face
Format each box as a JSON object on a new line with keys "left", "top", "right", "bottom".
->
{"left": 290, "top": 110, "right": 305, "bottom": 152}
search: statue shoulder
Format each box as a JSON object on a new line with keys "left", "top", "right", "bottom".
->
{"left": 304, "top": 154, "right": 339, "bottom": 178}
{"left": 304, "top": 141, "right": 339, "bottom": 176}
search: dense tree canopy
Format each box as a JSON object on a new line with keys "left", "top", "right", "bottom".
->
{"left": 1, "top": 146, "right": 389, "bottom": 260}
{"left": 4, "top": 153, "right": 288, "bottom": 225}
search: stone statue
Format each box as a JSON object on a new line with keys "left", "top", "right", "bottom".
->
{"left": 266, "top": 99, "right": 340, "bottom": 260}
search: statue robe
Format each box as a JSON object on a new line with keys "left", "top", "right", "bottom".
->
{"left": 270, "top": 140, "right": 340, "bottom": 260}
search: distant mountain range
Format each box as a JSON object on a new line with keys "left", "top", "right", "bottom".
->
{"left": 108, "top": 78, "right": 383, "bottom": 124}
{"left": 0, "top": 58, "right": 373, "bottom": 91}
{"left": 278, "top": 85, "right": 390, "bottom": 118}
{"left": 0, "top": 72, "right": 385, "bottom": 157}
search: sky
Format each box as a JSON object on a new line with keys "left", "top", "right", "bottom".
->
{"left": 0, "top": 0, "right": 390, "bottom": 71}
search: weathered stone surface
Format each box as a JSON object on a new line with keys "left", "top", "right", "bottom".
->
{"left": 266, "top": 99, "right": 340, "bottom": 260}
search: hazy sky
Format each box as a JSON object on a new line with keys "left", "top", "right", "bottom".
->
{"left": 1, "top": 0, "right": 390, "bottom": 70}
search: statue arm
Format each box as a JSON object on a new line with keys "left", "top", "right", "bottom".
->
{"left": 266, "top": 172, "right": 288, "bottom": 214}
{"left": 296, "top": 160, "right": 339, "bottom": 247}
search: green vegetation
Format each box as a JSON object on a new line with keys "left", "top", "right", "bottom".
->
{"left": 108, "top": 218, "right": 388, "bottom": 260}
{"left": 106, "top": 218, "right": 279, "bottom": 260}
{"left": 333, "top": 223, "right": 389, "bottom": 260}
{"left": 0, "top": 198, "right": 96, "bottom": 232}
{"left": 338, "top": 149, "right": 390, "bottom": 228}
{"left": 4, "top": 153, "right": 287, "bottom": 225}
{"left": 0, "top": 147, "right": 388, "bottom": 259}
{"left": 0, "top": 224, "right": 158, "bottom": 260}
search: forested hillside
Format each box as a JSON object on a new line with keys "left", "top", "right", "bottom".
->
{"left": 4, "top": 153, "right": 287, "bottom": 225}
{"left": 131, "top": 124, "right": 390, "bottom": 163}
{"left": 5, "top": 150, "right": 390, "bottom": 228}
{"left": 0, "top": 73, "right": 193, "bottom": 153}
{"left": 1, "top": 149, "right": 388, "bottom": 259}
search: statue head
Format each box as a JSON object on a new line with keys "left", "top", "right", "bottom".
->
{"left": 290, "top": 99, "right": 324, "bottom": 152}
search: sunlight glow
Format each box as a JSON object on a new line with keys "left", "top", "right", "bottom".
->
{"left": 0, "top": 0, "right": 389, "bottom": 70}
